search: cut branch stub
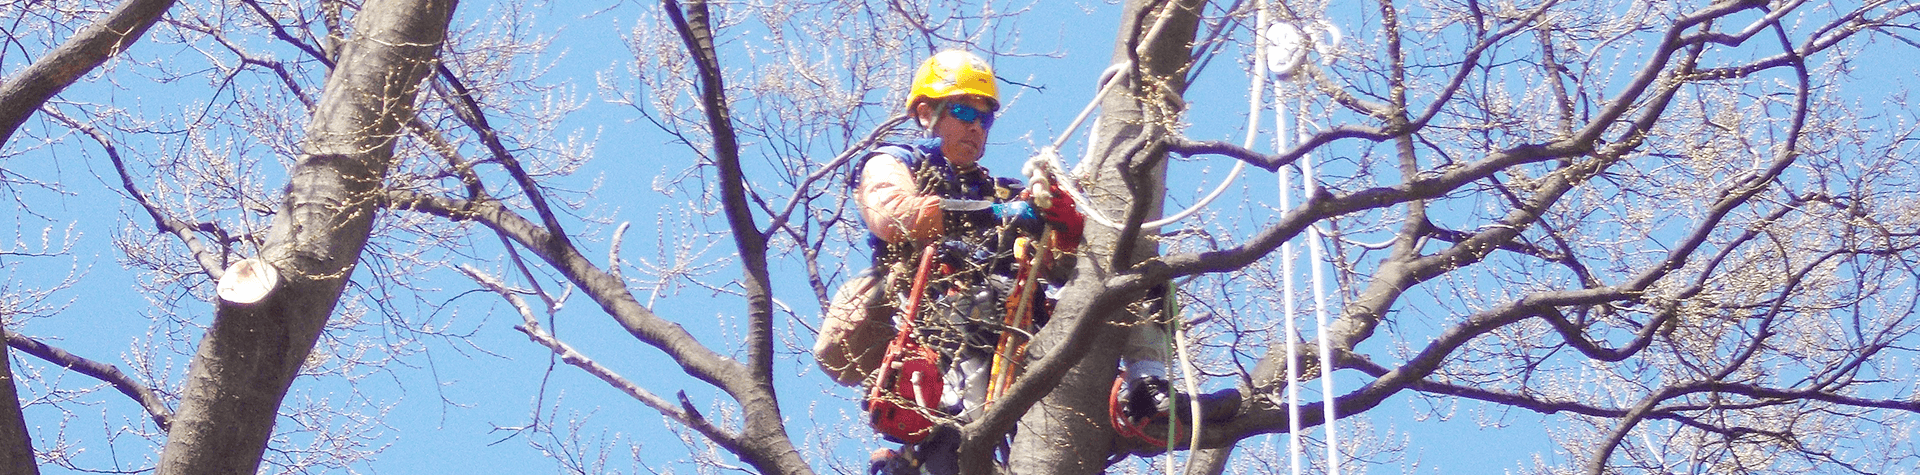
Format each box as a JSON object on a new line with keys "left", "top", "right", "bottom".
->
{"left": 215, "top": 258, "right": 280, "bottom": 304}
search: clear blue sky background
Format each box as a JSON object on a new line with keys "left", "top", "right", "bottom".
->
{"left": 0, "top": 1, "right": 1541, "bottom": 473}
{"left": 13, "top": 1, "right": 1909, "bottom": 474}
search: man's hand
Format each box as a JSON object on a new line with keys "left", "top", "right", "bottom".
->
{"left": 1031, "top": 183, "right": 1083, "bottom": 252}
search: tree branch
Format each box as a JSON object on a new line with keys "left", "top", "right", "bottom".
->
{"left": 42, "top": 107, "right": 228, "bottom": 279}
{"left": 6, "top": 333, "right": 173, "bottom": 431}
{"left": 0, "top": 0, "right": 178, "bottom": 144}
{"left": 660, "top": 1, "right": 808, "bottom": 473}
{"left": 388, "top": 191, "right": 751, "bottom": 391}
{"left": 764, "top": 114, "right": 910, "bottom": 234}
{"left": 238, "top": 0, "right": 332, "bottom": 67}
{"left": 454, "top": 265, "right": 736, "bottom": 444}
{"left": 432, "top": 63, "right": 572, "bottom": 253}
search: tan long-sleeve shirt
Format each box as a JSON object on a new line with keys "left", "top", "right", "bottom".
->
{"left": 856, "top": 153, "right": 945, "bottom": 244}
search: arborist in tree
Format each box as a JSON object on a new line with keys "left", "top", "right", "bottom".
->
{"left": 814, "top": 49, "right": 1083, "bottom": 475}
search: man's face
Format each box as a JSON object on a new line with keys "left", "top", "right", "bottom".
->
{"left": 918, "top": 95, "right": 994, "bottom": 168}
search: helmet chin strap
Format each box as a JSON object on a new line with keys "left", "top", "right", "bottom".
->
{"left": 920, "top": 100, "right": 946, "bottom": 137}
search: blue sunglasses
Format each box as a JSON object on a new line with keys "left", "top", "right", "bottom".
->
{"left": 945, "top": 103, "right": 995, "bottom": 129}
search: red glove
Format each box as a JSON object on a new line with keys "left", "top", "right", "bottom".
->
{"left": 1032, "top": 182, "right": 1083, "bottom": 253}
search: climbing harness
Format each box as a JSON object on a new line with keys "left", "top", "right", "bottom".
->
{"left": 866, "top": 243, "right": 950, "bottom": 444}
{"left": 867, "top": 216, "right": 1067, "bottom": 440}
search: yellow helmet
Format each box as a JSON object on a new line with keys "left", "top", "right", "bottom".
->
{"left": 907, "top": 50, "right": 999, "bottom": 113}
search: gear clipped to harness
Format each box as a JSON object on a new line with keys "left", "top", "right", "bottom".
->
{"left": 864, "top": 244, "right": 949, "bottom": 444}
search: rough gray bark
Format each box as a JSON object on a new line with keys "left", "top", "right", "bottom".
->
{"left": 0, "top": 0, "right": 177, "bottom": 144}
{"left": 1004, "top": 0, "right": 1204, "bottom": 473}
{"left": 155, "top": 0, "right": 455, "bottom": 473}
{"left": 0, "top": 326, "right": 38, "bottom": 475}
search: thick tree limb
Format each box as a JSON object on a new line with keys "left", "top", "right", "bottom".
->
{"left": 661, "top": 0, "right": 810, "bottom": 473}
{"left": 5, "top": 333, "right": 172, "bottom": 431}
{"left": 0, "top": 0, "right": 177, "bottom": 144}
{"left": 663, "top": 0, "right": 770, "bottom": 378}
{"left": 157, "top": 1, "right": 455, "bottom": 473}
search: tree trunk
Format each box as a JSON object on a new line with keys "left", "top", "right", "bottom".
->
{"left": 0, "top": 326, "right": 39, "bottom": 475}
{"left": 1007, "top": 0, "right": 1202, "bottom": 473}
{"left": 156, "top": 1, "right": 455, "bottom": 473}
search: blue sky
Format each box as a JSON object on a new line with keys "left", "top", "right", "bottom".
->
{"left": 0, "top": 1, "right": 1539, "bottom": 473}
{"left": 11, "top": 1, "right": 1913, "bottom": 474}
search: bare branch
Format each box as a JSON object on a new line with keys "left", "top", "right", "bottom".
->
{"left": 0, "top": 0, "right": 177, "bottom": 143}
{"left": 41, "top": 108, "right": 228, "bottom": 279}
{"left": 433, "top": 63, "right": 572, "bottom": 253}
{"left": 454, "top": 265, "right": 727, "bottom": 440}
{"left": 6, "top": 333, "right": 172, "bottom": 431}
{"left": 387, "top": 190, "right": 751, "bottom": 389}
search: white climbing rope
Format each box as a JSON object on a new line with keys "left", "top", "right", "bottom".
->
{"left": 1276, "top": 63, "right": 1306, "bottom": 475}
{"left": 1164, "top": 7, "right": 1277, "bottom": 473}
{"left": 1265, "top": 14, "right": 1345, "bottom": 475}
{"left": 1023, "top": 62, "right": 1248, "bottom": 231}
{"left": 1279, "top": 65, "right": 1343, "bottom": 475}
{"left": 1014, "top": 13, "right": 1346, "bottom": 474}
{"left": 1307, "top": 139, "right": 1341, "bottom": 475}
